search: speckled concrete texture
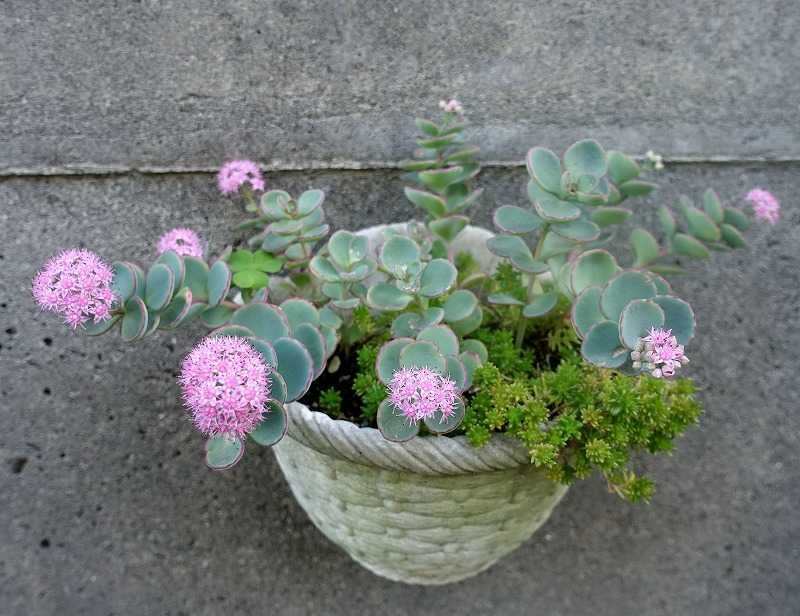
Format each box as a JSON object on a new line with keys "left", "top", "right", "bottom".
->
{"left": 2, "top": 0, "right": 799, "bottom": 613}
{"left": 1, "top": 0, "right": 799, "bottom": 172}
{"left": 1, "top": 164, "right": 797, "bottom": 615}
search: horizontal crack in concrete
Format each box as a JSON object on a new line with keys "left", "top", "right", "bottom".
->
{"left": 1, "top": 156, "right": 798, "bottom": 179}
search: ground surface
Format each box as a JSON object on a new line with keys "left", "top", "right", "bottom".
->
{"left": 1, "top": 2, "right": 798, "bottom": 615}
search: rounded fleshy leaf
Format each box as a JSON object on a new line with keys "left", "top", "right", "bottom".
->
{"left": 685, "top": 206, "right": 721, "bottom": 242}
{"left": 327, "top": 230, "right": 361, "bottom": 269}
{"left": 450, "top": 305, "right": 483, "bottom": 337}
{"left": 552, "top": 219, "right": 601, "bottom": 241}
{"left": 618, "top": 180, "right": 657, "bottom": 197}
{"left": 210, "top": 324, "right": 255, "bottom": 338}
{"left": 205, "top": 436, "right": 244, "bottom": 471}
{"left": 121, "top": 297, "right": 148, "bottom": 342}
{"left": 443, "top": 290, "right": 478, "bottom": 323}
{"left": 600, "top": 271, "right": 657, "bottom": 321}
{"left": 319, "top": 305, "right": 343, "bottom": 329}
{"left": 399, "top": 341, "right": 446, "bottom": 374}
{"left": 576, "top": 175, "right": 611, "bottom": 206}
{"left": 702, "top": 189, "right": 724, "bottom": 223}
{"left": 564, "top": 139, "right": 606, "bottom": 178}
{"left": 230, "top": 303, "right": 290, "bottom": 342}
{"left": 183, "top": 256, "right": 209, "bottom": 301}
{"left": 418, "top": 166, "right": 465, "bottom": 192}
{"left": 273, "top": 337, "right": 314, "bottom": 402}
{"left": 297, "top": 189, "right": 324, "bottom": 215}
{"left": 83, "top": 315, "right": 120, "bottom": 336}
{"left": 376, "top": 337, "right": 414, "bottom": 385}
{"left": 199, "top": 303, "right": 234, "bottom": 328}
{"left": 181, "top": 301, "right": 208, "bottom": 324}
{"left": 619, "top": 299, "right": 665, "bottom": 349}
{"left": 260, "top": 190, "right": 291, "bottom": 219}
{"left": 391, "top": 313, "right": 421, "bottom": 338}
{"left": 522, "top": 292, "right": 558, "bottom": 318}
{"left": 241, "top": 338, "right": 276, "bottom": 369}
{"left": 591, "top": 207, "right": 632, "bottom": 227}
{"left": 367, "top": 282, "right": 414, "bottom": 311}
{"left": 404, "top": 188, "right": 446, "bottom": 218}
{"left": 494, "top": 205, "right": 543, "bottom": 234}
{"left": 581, "top": 321, "right": 628, "bottom": 368}
{"left": 539, "top": 231, "right": 576, "bottom": 259}
{"left": 570, "top": 249, "right": 619, "bottom": 295}
{"left": 658, "top": 205, "right": 677, "bottom": 237}
{"left": 155, "top": 250, "right": 185, "bottom": 290}
{"left": 419, "top": 259, "right": 457, "bottom": 297}
{"left": 571, "top": 286, "right": 604, "bottom": 338}
{"left": 206, "top": 260, "right": 231, "bottom": 308}
{"left": 723, "top": 207, "right": 750, "bottom": 232}
{"left": 645, "top": 272, "right": 672, "bottom": 295}
{"left": 673, "top": 233, "right": 710, "bottom": 259}
{"left": 294, "top": 322, "right": 327, "bottom": 377}
{"left": 445, "top": 355, "right": 468, "bottom": 392}
{"left": 417, "top": 325, "right": 459, "bottom": 356}
{"left": 486, "top": 235, "right": 548, "bottom": 273}
{"left": 459, "top": 351, "right": 481, "bottom": 385}
{"left": 653, "top": 295, "right": 695, "bottom": 345}
{"left": 270, "top": 371, "right": 288, "bottom": 404}
{"left": 280, "top": 298, "right": 319, "bottom": 331}
{"left": 377, "top": 399, "right": 420, "bottom": 442}
{"left": 319, "top": 324, "right": 338, "bottom": 359}
{"left": 488, "top": 293, "right": 524, "bottom": 306}
{"left": 529, "top": 181, "right": 581, "bottom": 221}
{"left": 420, "top": 307, "right": 445, "bottom": 329}
{"left": 261, "top": 233, "right": 293, "bottom": 253}
{"left": 144, "top": 263, "right": 175, "bottom": 312}
{"left": 423, "top": 396, "right": 466, "bottom": 435}
{"left": 526, "top": 147, "right": 562, "bottom": 194}
{"left": 461, "top": 339, "right": 488, "bottom": 363}
{"left": 606, "top": 151, "right": 640, "bottom": 184}
{"left": 429, "top": 216, "right": 469, "bottom": 242}
{"left": 720, "top": 223, "right": 747, "bottom": 249}
{"left": 111, "top": 262, "right": 138, "bottom": 302}
{"left": 249, "top": 400, "right": 288, "bottom": 447}
{"left": 630, "top": 228, "right": 660, "bottom": 267}
{"left": 381, "top": 235, "right": 421, "bottom": 269}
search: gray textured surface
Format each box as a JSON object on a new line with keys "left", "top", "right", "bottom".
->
{"left": 2, "top": 0, "right": 800, "bottom": 173}
{"left": 1, "top": 164, "right": 798, "bottom": 615}
{"left": 2, "top": 0, "right": 799, "bottom": 613}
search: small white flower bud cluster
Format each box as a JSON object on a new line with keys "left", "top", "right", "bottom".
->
{"left": 646, "top": 150, "right": 665, "bottom": 171}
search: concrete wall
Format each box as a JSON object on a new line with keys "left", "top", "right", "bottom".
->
{"left": 1, "top": 2, "right": 798, "bottom": 615}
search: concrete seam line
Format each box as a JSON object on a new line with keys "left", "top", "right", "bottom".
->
{"left": 1, "top": 156, "right": 798, "bottom": 178}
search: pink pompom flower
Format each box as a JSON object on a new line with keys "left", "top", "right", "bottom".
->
{"left": 217, "top": 159, "right": 265, "bottom": 195}
{"left": 179, "top": 336, "right": 272, "bottom": 440}
{"left": 746, "top": 188, "right": 780, "bottom": 225}
{"left": 438, "top": 99, "right": 464, "bottom": 114}
{"left": 157, "top": 228, "right": 204, "bottom": 258}
{"left": 32, "top": 249, "right": 116, "bottom": 329}
{"left": 631, "top": 327, "right": 689, "bottom": 379}
{"left": 388, "top": 367, "right": 458, "bottom": 423}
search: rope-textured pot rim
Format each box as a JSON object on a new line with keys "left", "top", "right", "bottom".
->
{"left": 285, "top": 401, "right": 532, "bottom": 476}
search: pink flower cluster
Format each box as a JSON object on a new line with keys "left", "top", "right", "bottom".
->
{"left": 217, "top": 159, "right": 265, "bottom": 195}
{"left": 32, "top": 249, "right": 116, "bottom": 329}
{"left": 438, "top": 99, "right": 464, "bottom": 114}
{"left": 631, "top": 328, "right": 689, "bottom": 379}
{"left": 180, "top": 336, "right": 272, "bottom": 440}
{"left": 388, "top": 367, "right": 458, "bottom": 423}
{"left": 157, "top": 228, "right": 204, "bottom": 258}
{"left": 745, "top": 188, "right": 780, "bottom": 225}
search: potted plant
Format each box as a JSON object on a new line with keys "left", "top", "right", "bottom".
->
{"left": 32, "top": 101, "right": 780, "bottom": 585}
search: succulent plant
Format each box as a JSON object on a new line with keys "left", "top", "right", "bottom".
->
{"left": 401, "top": 105, "right": 483, "bottom": 255}
{"left": 366, "top": 232, "right": 460, "bottom": 316}
{"left": 309, "top": 230, "right": 377, "bottom": 310}
{"left": 373, "top": 323, "right": 487, "bottom": 441}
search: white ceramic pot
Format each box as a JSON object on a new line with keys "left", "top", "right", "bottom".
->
{"left": 273, "top": 225, "right": 568, "bottom": 585}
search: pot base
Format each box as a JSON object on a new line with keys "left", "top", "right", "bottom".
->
{"left": 274, "top": 428, "right": 568, "bottom": 585}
